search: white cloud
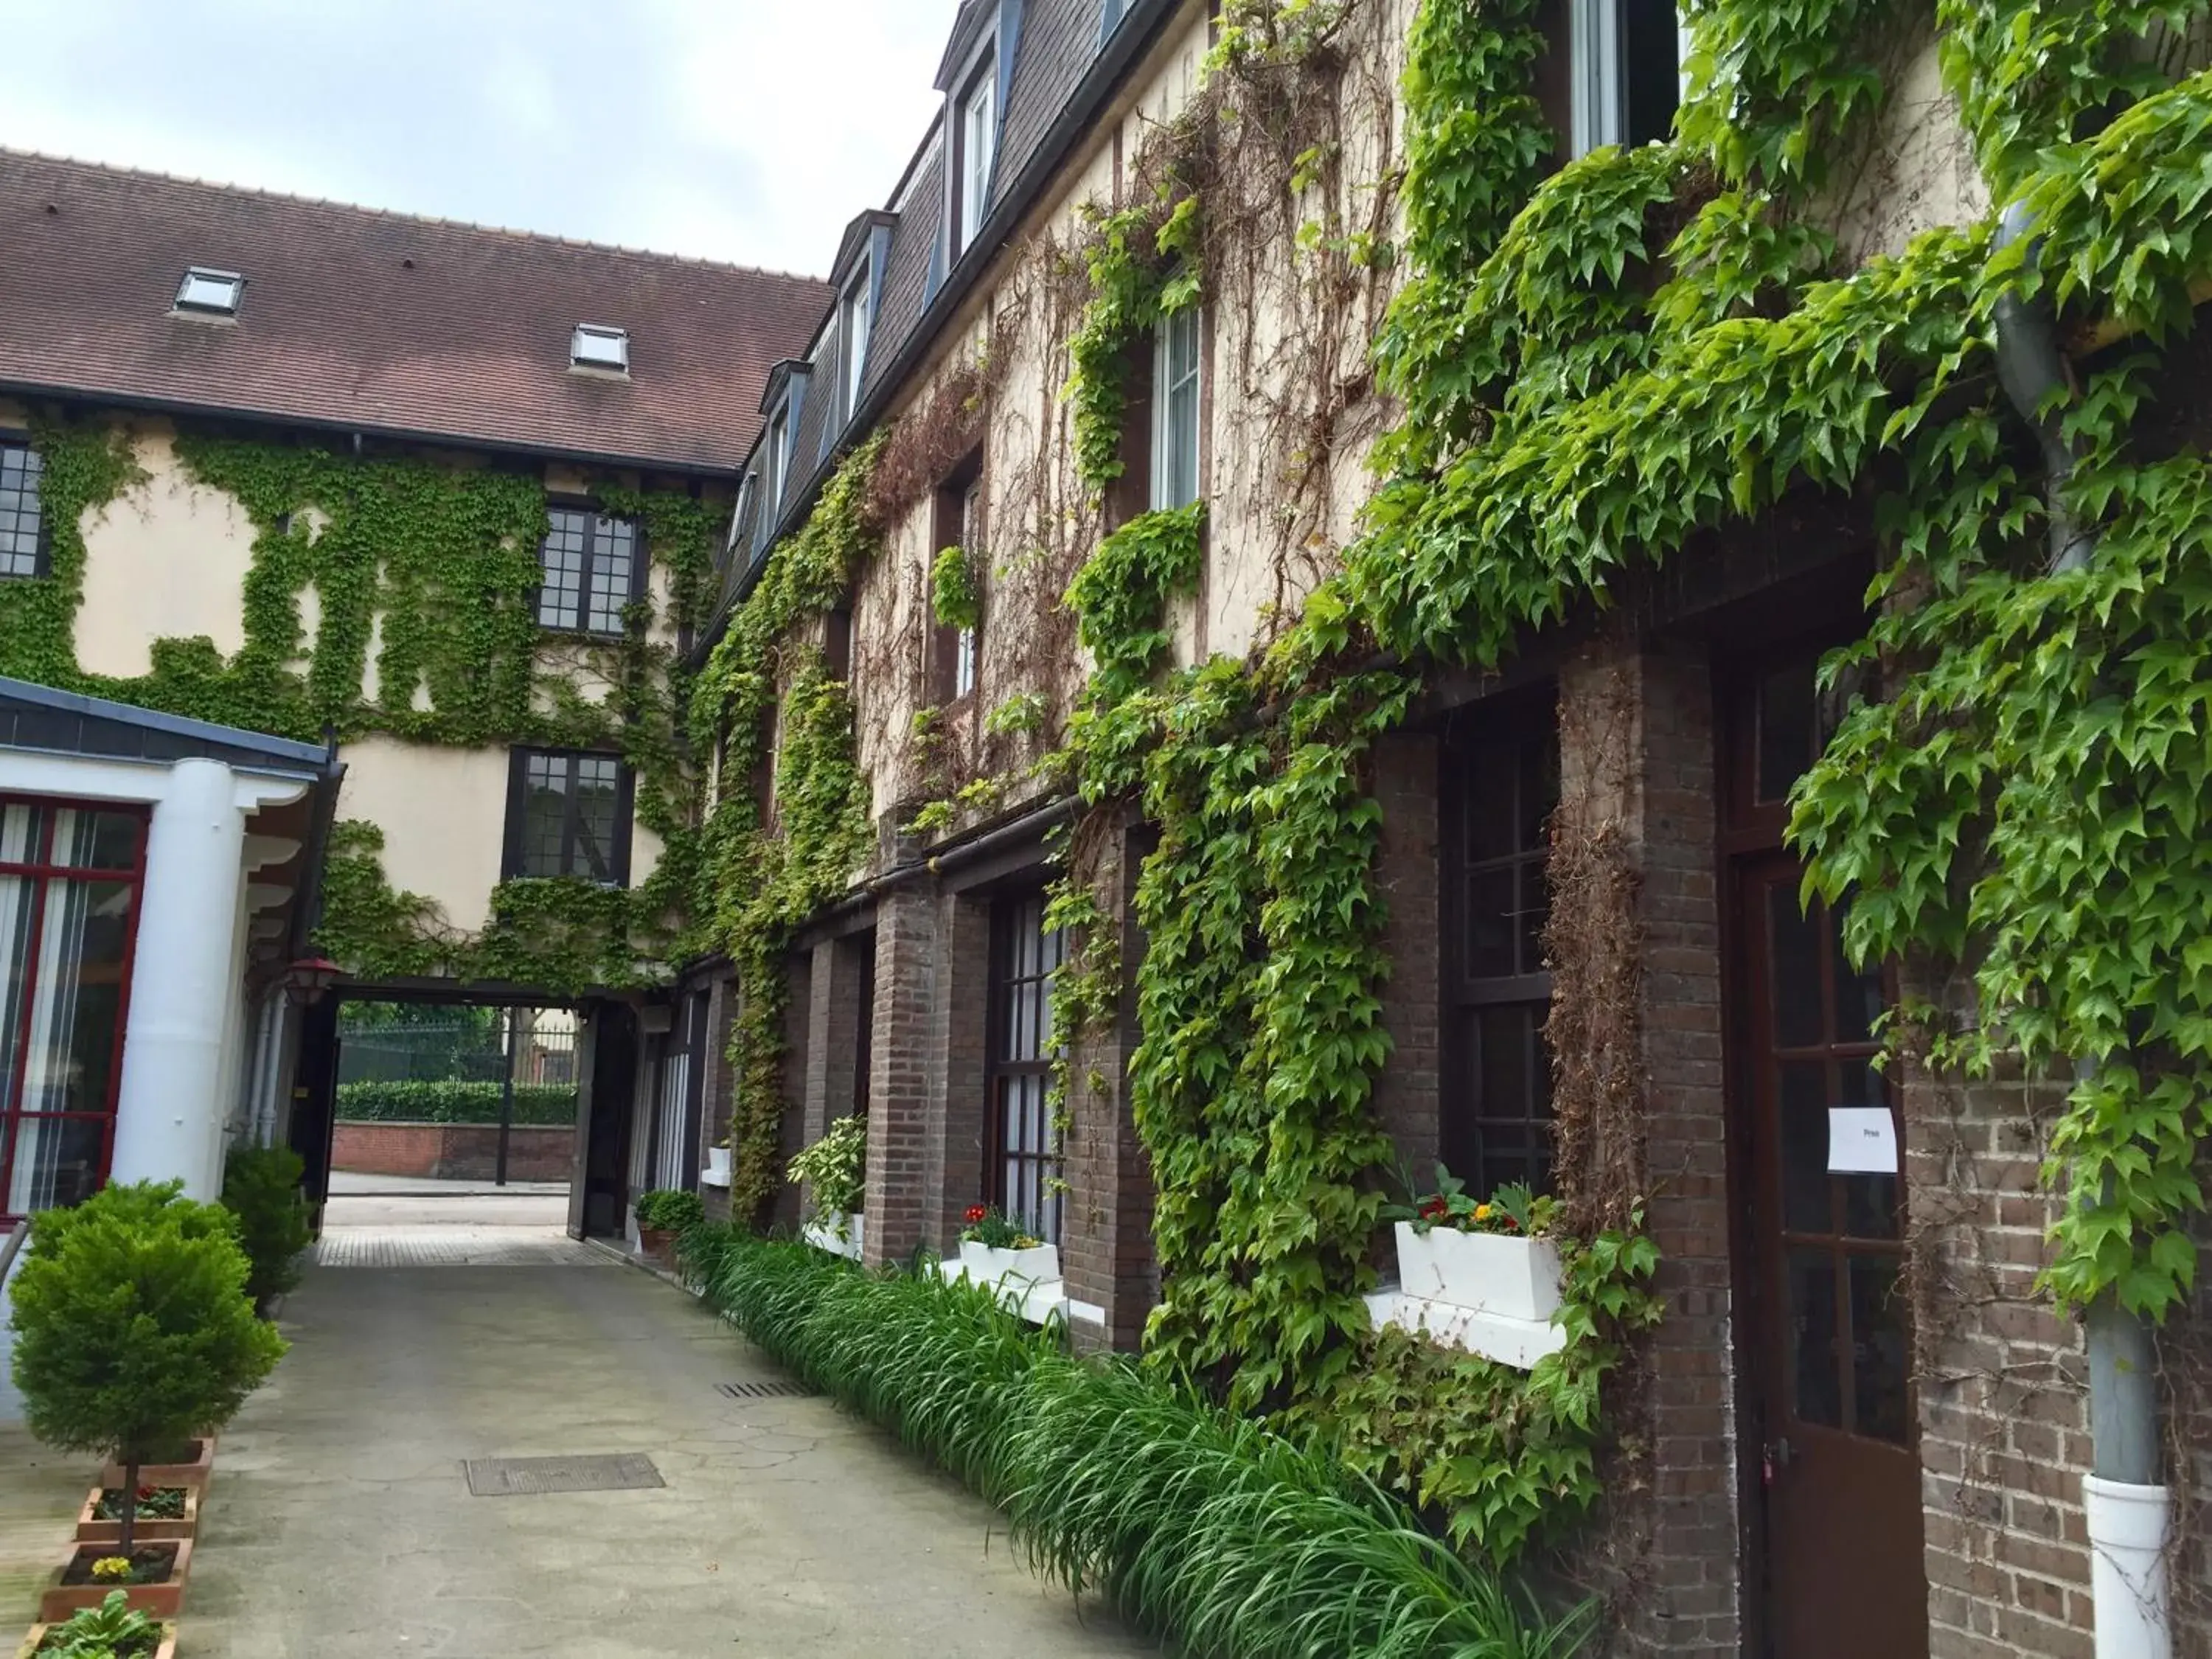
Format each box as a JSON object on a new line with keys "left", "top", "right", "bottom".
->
{"left": 0, "top": 0, "right": 959, "bottom": 274}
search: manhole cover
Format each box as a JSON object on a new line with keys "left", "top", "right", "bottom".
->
{"left": 717, "top": 1380, "right": 815, "bottom": 1399}
{"left": 462, "top": 1453, "right": 664, "bottom": 1496}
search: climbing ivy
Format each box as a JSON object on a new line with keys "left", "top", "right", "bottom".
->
{"left": 0, "top": 417, "right": 145, "bottom": 690}
{"left": 1065, "top": 191, "right": 1203, "bottom": 494}
{"left": 930, "top": 543, "right": 982, "bottom": 631}
{"left": 688, "top": 435, "right": 884, "bottom": 1217}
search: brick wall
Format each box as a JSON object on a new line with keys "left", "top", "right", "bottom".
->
{"left": 1059, "top": 823, "right": 1159, "bottom": 1352}
{"left": 330, "top": 1121, "right": 574, "bottom": 1182}
{"left": 863, "top": 872, "right": 938, "bottom": 1266}
{"left": 1556, "top": 639, "right": 1742, "bottom": 1655}
{"left": 929, "top": 892, "right": 992, "bottom": 1251}
{"left": 701, "top": 975, "right": 737, "bottom": 1224}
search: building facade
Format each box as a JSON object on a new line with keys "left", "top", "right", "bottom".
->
{"left": 4, "top": 3, "right": 2211, "bottom": 1656}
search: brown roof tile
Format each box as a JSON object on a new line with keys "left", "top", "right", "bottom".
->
{"left": 0, "top": 150, "right": 832, "bottom": 473}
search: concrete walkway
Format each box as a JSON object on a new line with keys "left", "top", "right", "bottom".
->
{"left": 187, "top": 1259, "right": 1155, "bottom": 1658}
{"left": 325, "top": 1170, "right": 571, "bottom": 1228}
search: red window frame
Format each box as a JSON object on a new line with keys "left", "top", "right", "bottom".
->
{"left": 0, "top": 792, "right": 150, "bottom": 1225}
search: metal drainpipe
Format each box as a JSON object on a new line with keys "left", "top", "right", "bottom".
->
{"left": 1992, "top": 199, "right": 2172, "bottom": 1659}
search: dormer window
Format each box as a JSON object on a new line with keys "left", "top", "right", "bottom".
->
{"left": 839, "top": 260, "right": 872, "bottom": 422}
{"left": 956, "top": 58, "right": 997, "bottom": 254}
{"left": 570, "top": 324, "right": 630, "bottom": 372}
{"left": 174, "top": 268, "right": 243, "bottom": 316}
{"left": 764, "top": 408, "right": 790, "bottom": 515}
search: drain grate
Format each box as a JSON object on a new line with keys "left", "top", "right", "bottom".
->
{"left": 717, "top": 1380, "right": 815, "bottom": 1399}
{"left": 462, "top": 1453, "right": 664, "bottom": 1497}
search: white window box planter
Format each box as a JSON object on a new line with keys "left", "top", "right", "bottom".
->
{"left": 801, "top": 1211, "right": 864, "bottom": 1262}
{"left": 701, "top": 1147, "right": 732, "bottom": 1189}
{"left": 932, "top": 1240, "right": 1075, "bottom": 1326}
{"left": 1368, "top": 1221, "right": 1568, "bottom": 1370}
{"left": 1393, "top": 1221, "right": 1562, "bottom": 1322}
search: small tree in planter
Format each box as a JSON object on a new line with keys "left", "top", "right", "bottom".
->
{"left": 221, "top": 1144, "right": 314, "bottom": 1317}
{"left": 787, "top": 1115, "right": 866, "bottom": 1237}
{"left": 8, "top": 1182, "right": 286, "bottom": 1554}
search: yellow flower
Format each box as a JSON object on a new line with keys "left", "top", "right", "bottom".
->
{"left": 91, "top": 1556, "right": 133, "bottom": 1582}
{"left": 1474, "top": 1204, "right": 1492, "bottom": 1222}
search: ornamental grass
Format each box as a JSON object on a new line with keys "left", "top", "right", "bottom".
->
{"left": 681, "top": 1228, "right": 1589, "bottom": 1659}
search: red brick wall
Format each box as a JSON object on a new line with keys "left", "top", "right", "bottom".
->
{"left": 330, "top": 1121, "right": 574, "bottom": 1182}
{"left": 863, "top": 875, "right": 938, "bottom": 1267}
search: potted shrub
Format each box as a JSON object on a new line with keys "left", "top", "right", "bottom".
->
{"left": 789, "top": 1115, "right": 866, "bottom": 1257}
{"left": 8, "top": 1181, "right": 285, "bottom": 1617}
{"left": 1385, "top": 1169, "right": 1562, "bottom": 1324}
{"left": 953, "top": 1204, "right": 1057, "bottom": 1284}
{"left": 16, "top": 1589, "right": 176, "bottom": 1658}
{"left": 633, "top": 1189, "right": 703, "bottom": 1262}
{"left": 220, "top": 1143, "right": 313, "bottom": 1319}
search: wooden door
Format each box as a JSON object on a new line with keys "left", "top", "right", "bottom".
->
{"left": 1726, "top": 644, "right": 1927, "bottom": 1657}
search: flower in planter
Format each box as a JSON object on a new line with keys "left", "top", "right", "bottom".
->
{"left": 90, "top": 1557, "right": 133, "bottom": 1583}
{"left": 1385, "top": 1164, "right": 1556, "bottom": 1237}
{"left": 38, "top": 1590, "right": 164, "bottom": 1656}
{"left": 959, "top": 1204, "right": 1042, "bottom": 1250}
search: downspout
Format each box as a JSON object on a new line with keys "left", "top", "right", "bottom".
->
{"left": 1992, "top": 198, "right": 2171, "bottom": 1659}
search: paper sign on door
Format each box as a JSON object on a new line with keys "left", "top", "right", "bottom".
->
{"left": 1827, "top": 1107, "right": 1899, "bottom": 1174}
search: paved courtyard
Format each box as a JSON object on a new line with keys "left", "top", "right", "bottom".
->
{"left": 184, "top": 1251, "right": 1155, "bottom": 1658}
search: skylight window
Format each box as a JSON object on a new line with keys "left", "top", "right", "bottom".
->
{"left": 174, "top": 268, "right": 244, "bottom": 316}
{"left": 570, "top": 324, "right": 630, "bottom": 372}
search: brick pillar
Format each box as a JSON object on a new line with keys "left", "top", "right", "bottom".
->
{"left": 863, "top": 877, "right": 938, "bottom": 1267}
{"left": 1060, "top": 823, "right": 1158, "bottom": 1352}
{"left": 929, "top": 891, "right": 992, "bottom": 1253}
{"left": 1372, "top": 731, "right": 1442, "bottom": 1175}
{"left": 802, "top": 936, "right": 868, "bottom": 1149}
{"left": 1559, "top": 639, "right": 1742, "bottom": 1655}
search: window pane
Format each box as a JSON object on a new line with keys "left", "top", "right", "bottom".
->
{"left": 1835, "top": 1062, "right": 1900, "bottom": 1237}
{"left": 1756, "top": 659, "right": 1815, "bottom": 802}
{"left": 1464, "top": 867, "right": 1517, "bottom": 978}
{"left": 1768, "top": 885, "right": 1823, "bottom": 1048}
{"left": 572, "top": 757, "right": 622, "bottom": 882}
{"left": 586, "top": 517, "right": 637, "bottom": 635}
{"left": 1778, "top": 1061, "right": 1831, "bottom": 1234}
{"left": 1787, "top": 1248, "right": 1844, "bottom": 1429}
{"left": 51, "top": 809, "right": 142, "bottom": 871}
{"left": 0, "top": 874, "right": 33, "bottom": 1120}
{"left": 1, "top": 802, "right": 48, "bottom": 864}
{"left": 0, "top": 443, "right": 44, "bottom": 576}
{"left": 537, "top": 509, "right": 588, "bottom": 630}
{"left": 20, "top": 878, "right": 133, "bottom": 1116}
{"left": 521, "top": 756, "right": 569, "bottom": 877}
{"left": 1850, "top": 1255, "right": 1912, "bottom": 1442}
{"left": 1831, "top": 903, "right": 1882, "bottom": 1044}
{"left": 5, "top": 1116, "right": 106, "bottom": 1215}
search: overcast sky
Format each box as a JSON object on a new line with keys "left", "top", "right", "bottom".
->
{"left": 0, "top": 0, "right": 956, "bottom": 276}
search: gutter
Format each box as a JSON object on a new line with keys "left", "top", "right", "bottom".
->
{"left": 1992, "top": 198, "right": 2171, "bottom": 1659}
{"left": 703, "top": 0, "right": 1189, "bottom": 645}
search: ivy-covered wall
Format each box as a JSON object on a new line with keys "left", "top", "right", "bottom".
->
{"left": 0, "top": 406, "right": 726, "bottom": 992}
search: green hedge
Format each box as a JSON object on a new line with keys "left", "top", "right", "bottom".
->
{"left": 679, "top": 1228, "right": 1590, "bottom": 1659}
{"left": 333, "top": 1080, "right": 577, "bottom": 1126}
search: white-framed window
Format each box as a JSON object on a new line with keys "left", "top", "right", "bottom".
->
{"left": 570, "top": 324, "right": 630, "bottom": 371}
{"left": 956, "top": 476, "right": 982, "bottom": 697}
{"left": 174, "top": 267, "right": 244, "bottom": 316}
{"left": 764, "top": 408, "right": 790, "bottom": 515}
{"left": 1568, "top": 0, "right": 1682, "bottom": 157}
{"left": 1151, "top": 305, "right": 1202, "bottom": 512}
{"left": 841, "top": 262, "right": 872, "bottom": 420}
{"left": 958, "top": 60, "right": 997, "bottom": 252}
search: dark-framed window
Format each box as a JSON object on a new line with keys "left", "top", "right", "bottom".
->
{"left": 1, "top": 440, "right": 48, "bottom": 580}
{"left": 931, "top": 456, "right": 984, "bottom": 704}
{"left": 1442, "top": 699, "right": 1560, "bottom": 1195}
{"left": 504, "top": 749, "right": 634, "bottom": 884}
{"left": 536, "top": 505, "right": 642, "bottom": 636}
{"left": 1537, "top": 0, "right": 1682, "bottom": 161}
{"left": 839, "top": 260, "right": 872, "bottom": 422}
{"left": 1, "top": 795, "right": 147, "bottom": 1222}
{"left": 988, "top": 888, "right": 1066, "bottom": 1244}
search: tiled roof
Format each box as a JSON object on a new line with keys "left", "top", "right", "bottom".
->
{"left": 0, "top": 151, "right": 830, "bottom": 474}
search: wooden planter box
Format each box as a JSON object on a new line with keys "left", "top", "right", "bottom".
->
{"left": 639, "top": 1226, "right": 677, "bottom": 1262}
{"left": 1392, "top": 1222, "right": 1562, "bottom": 1322}
{"left": 15, "top": 1619, "right": 176, "bottom": 1659}
{"left": 38, "top": 1539, "right": 192, "bottom": 1623}
{"left": 99, "top": 1439, "right": 212, "bottom": 1494}
{"left": 74, "top": 1486, "right": 200, "bottom": 1545}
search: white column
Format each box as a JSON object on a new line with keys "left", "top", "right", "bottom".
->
{"left": 110, "top": 759, "right": 246, "bottom": 1199}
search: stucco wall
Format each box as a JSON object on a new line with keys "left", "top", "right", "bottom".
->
{"left": 77, "top": 420, "right": 257, "bottom": 680}
{"left": 336, "top": 736, "right": 512, "bottom": 933}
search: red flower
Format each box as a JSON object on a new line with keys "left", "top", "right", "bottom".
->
{"left": 1501, "top": 1214, "right": 1520, "bottom": 1231}
{"left": 136, "top": 1486, "right": 157, "bottom": 1500}
{"left": 964, "top": 1204, "right": 989, "bottom": 1225}
{"left": 1419, "top": 1197, "right": 1448, "bottom": 1220}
